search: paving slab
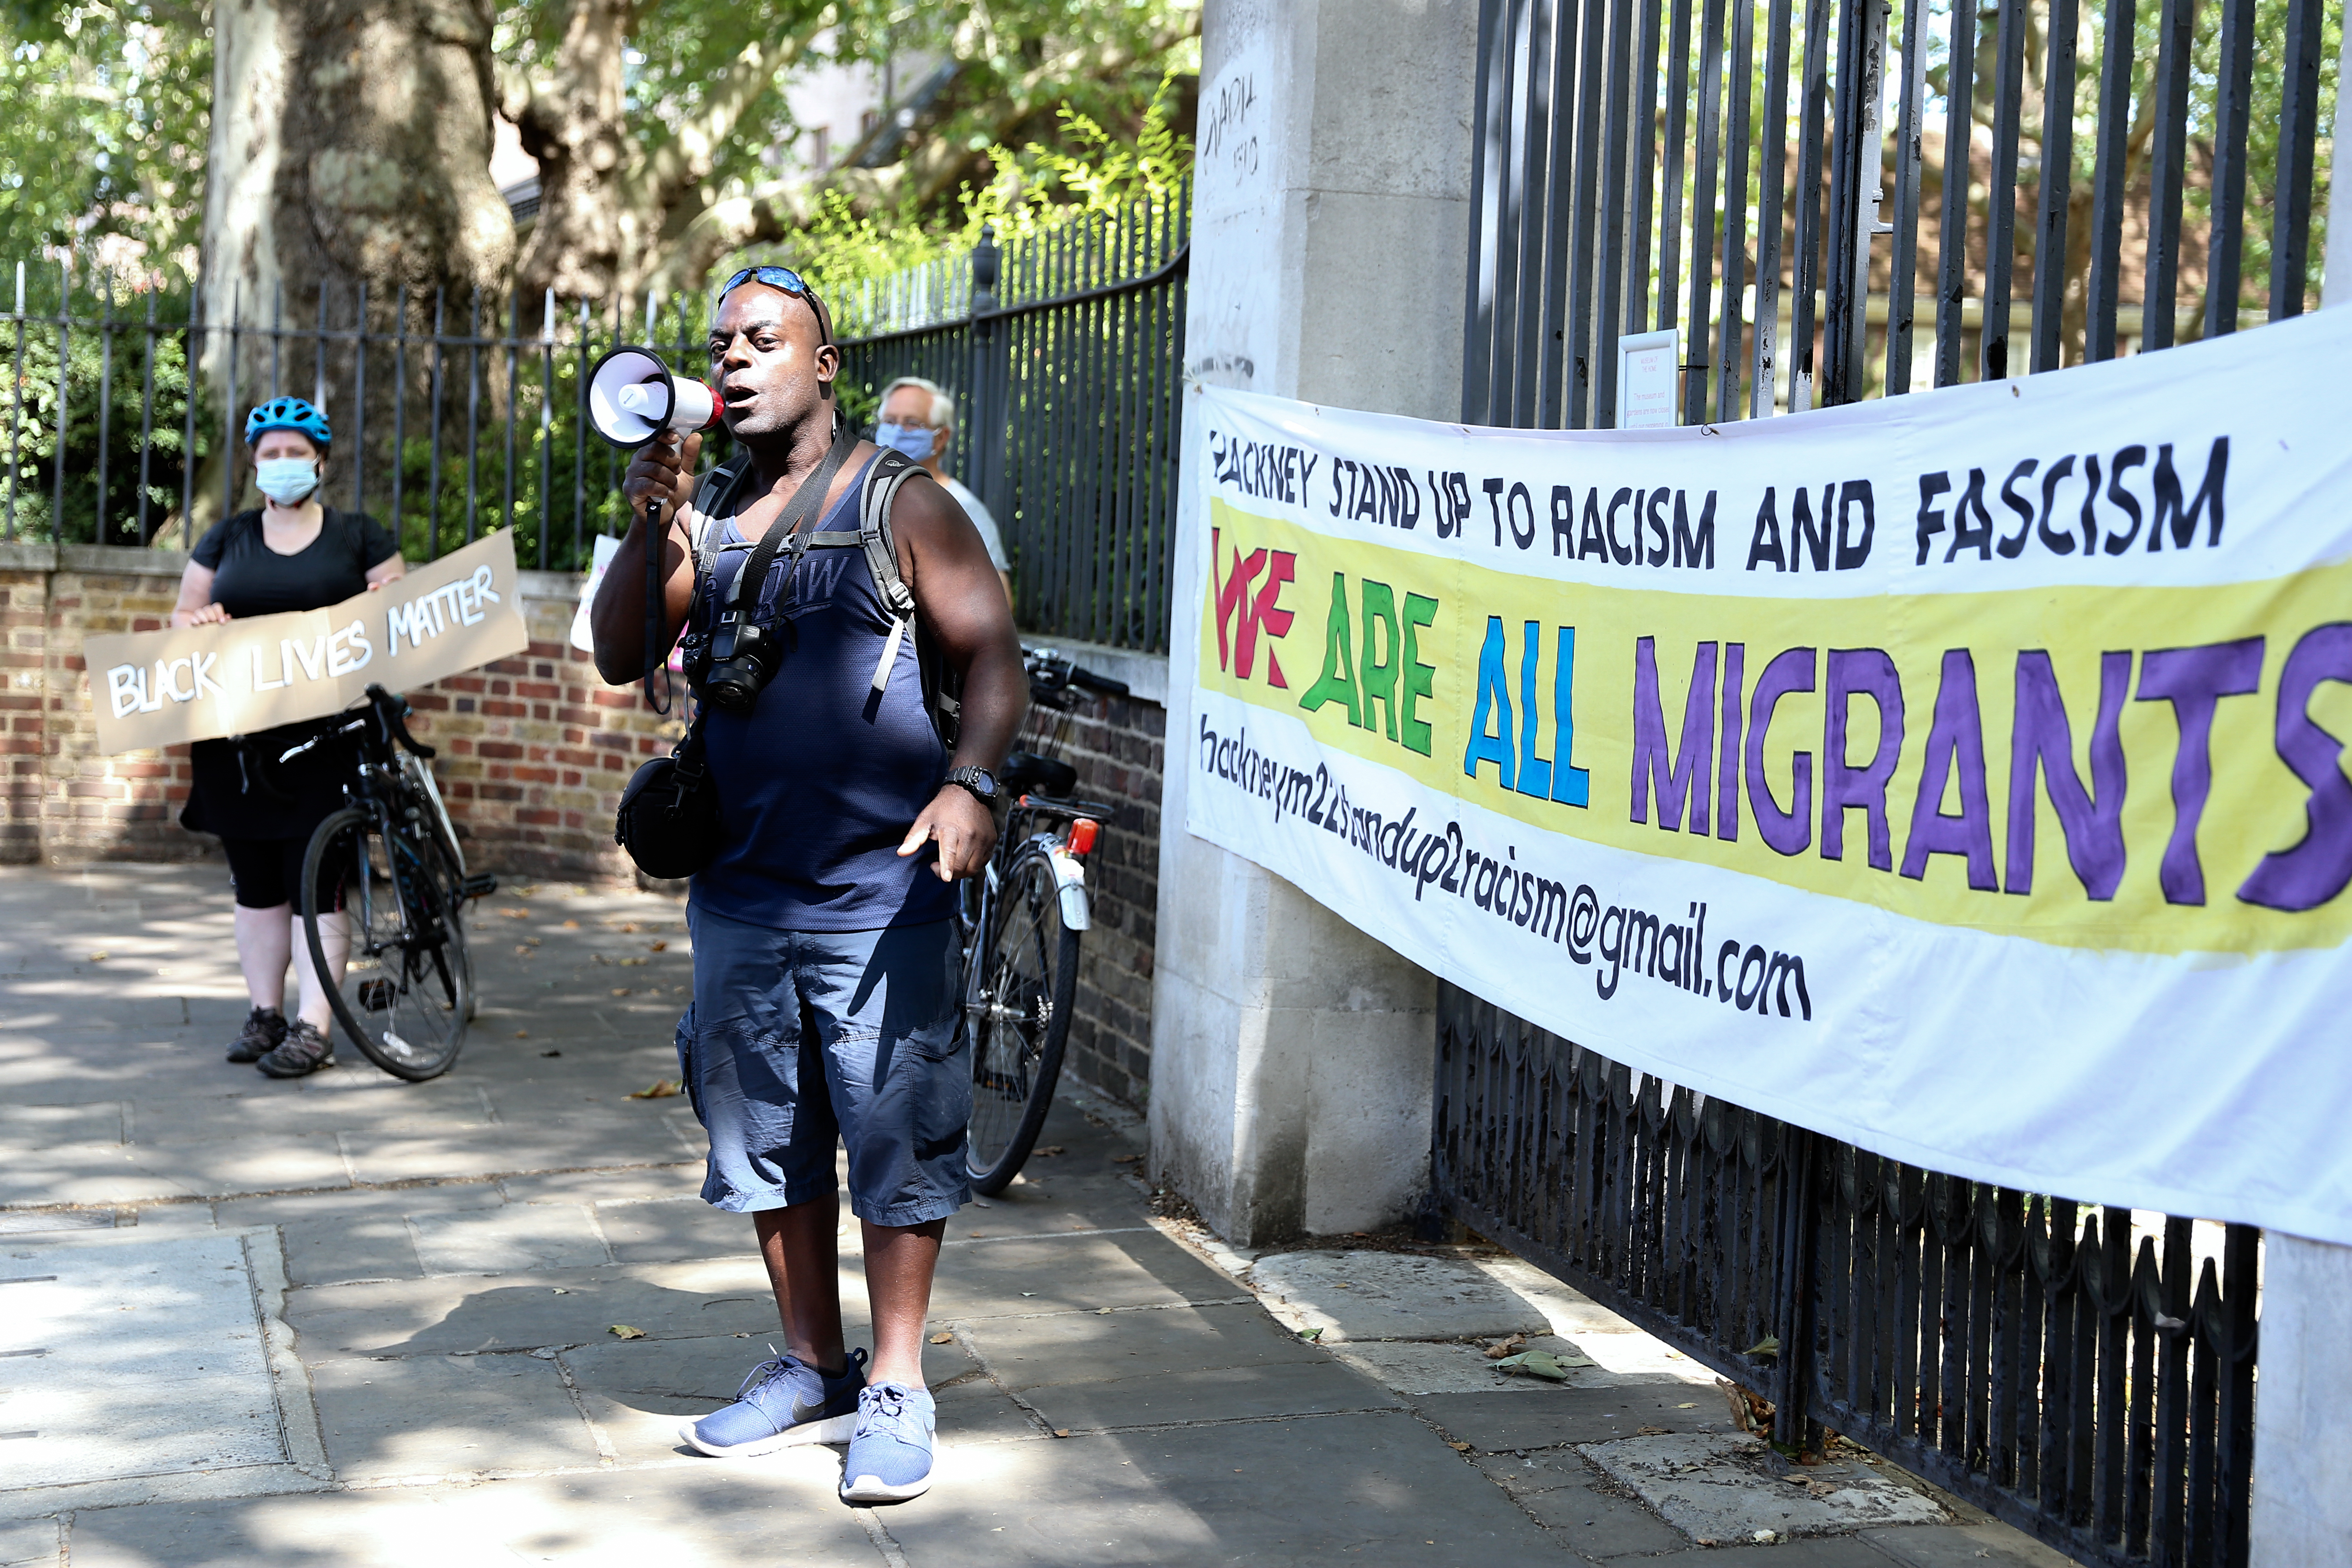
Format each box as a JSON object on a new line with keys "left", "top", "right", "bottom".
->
{"left": 1474, "top": 1448, "right": 1692, "bottom": 1557}
{"left": 1333, "top": 1334, "right": 1596, "bottom": 1396}
{"left": 338, "top": 1114, "right": 694, "bottom": 1185}
{"left": 0, "top": 1136, "right": 350, "bottom": 1207}
{"left": 928, "top": 1228, "right": 1236, "bottom": 1319}
{"left": 0, "top": 1231, "right": 282, "bottom": 1494}
{"left": 1638, "top": 1540, "right": 1894, "bottom": 1566}
{"left": 591, "top": 1196, "right": 751, "bottom": 1263}
{"left": 882, "top": 1411, "right": 1581, "bottom": 1568}
{"left": 1249, "top": 1248, "right": 1554, "bottom": 1343}
{"left": 1413, "top": 1387, "right": 1736, "bottom": 1452}
{"left": 499, "top": 1163, "right": 705, "bottom": 1206}
{"left": 0, "top": 1518, "right": 59, "bottom": 1567}
{"left": 0, "top": 1102, "right": 124, "bottom": 1144}
{"left": 62, "top": 1466, "right": 881, "bottom": 1568}
{"left": 281, "top": 1258, "right": 810, "bottom": 1360}
{"left": 1018, "top": 1358, "right": 1401, "bottom": 1432}
{"left": 967, "top": 1300, "right": 1330, "bottom": 1391}
{"left": 1857, "top": 1523, "right": 2081, "bottom": 1568}
{"left": 407, "top": 1205, "right": 614, "bottom": 1275}
{"left": 1581, "top": 1432, "right": 1945, "bottom": 1545}
{"left": 123, "top": 1084, "right": 496, "bottom": 1144}
{"left": 308, "top": 1352, "right": 602, "bottom": 1480}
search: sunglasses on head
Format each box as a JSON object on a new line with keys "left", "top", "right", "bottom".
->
{"left": 714, "top": 265, "right": 831, "bottom": 340}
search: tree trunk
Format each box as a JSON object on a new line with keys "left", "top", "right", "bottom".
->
{"left": 197, "top": 0, "right": 513, "bottom": 523}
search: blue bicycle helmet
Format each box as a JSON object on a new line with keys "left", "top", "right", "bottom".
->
{"left": 244, "top": 396, "right": 332, "bottom": 448}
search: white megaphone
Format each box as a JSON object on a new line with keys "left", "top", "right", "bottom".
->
{"left": 587, "top": 345, "right": 720, "bottom": 449}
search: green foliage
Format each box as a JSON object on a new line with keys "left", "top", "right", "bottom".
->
{"left": 0, "top": 0, "right": 211, "bottom": 272}
{"left": 726, "top": 69, "right": 1197, "bottom": 321}
{"left": 0, "top": 277, "right": 208, "bottom": 546}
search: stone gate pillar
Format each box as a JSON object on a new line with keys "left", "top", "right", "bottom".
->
{"left": 1148, "top": 0, "right": 1479, "bottom": 1244}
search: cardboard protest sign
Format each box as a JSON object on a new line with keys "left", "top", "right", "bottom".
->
{"left": 86, "top": 532, "right": 529, "bottom": 754}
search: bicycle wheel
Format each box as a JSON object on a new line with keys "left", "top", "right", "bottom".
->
{"left": 301, "top": 806, "right": 473, "bottom": 1082}
{"left": 964, "top": 845, "right": 1082, "bottom": 1195}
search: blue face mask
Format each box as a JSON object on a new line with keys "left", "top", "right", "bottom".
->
{"left": 254, "top": 457, "right": 321, "bottom": 505}
{"left": 873, "top": 422, "right": 939, "bottom": 463}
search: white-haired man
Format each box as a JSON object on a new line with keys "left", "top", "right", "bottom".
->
{"left": 874, "top": 377, "right": 1012, "bottom": 602}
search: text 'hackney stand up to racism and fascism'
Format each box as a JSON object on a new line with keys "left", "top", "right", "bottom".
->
{"left": 1185, "top": 305, "right": 2352, "bottom": 1248}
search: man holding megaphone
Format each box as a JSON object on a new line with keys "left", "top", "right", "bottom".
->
{"left": 588, "top": 264, "right": 1026, "bottom": 1506}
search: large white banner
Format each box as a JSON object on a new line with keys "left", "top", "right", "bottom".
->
{"left": 1187, "top": 308, "right": 2352, "bottom": 1243}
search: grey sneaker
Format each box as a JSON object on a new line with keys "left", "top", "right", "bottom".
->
{"left": 839, "top": 1382, "right": 936, "bottom": 1504}
{"left": 256, "top": 1019, "right": 334, "bottom": 1078}
{"left": 682, "top": 1348, "right": 869, "bottom": 1456}
{"left": 226, "top": 1007, "right": 286, "bottom": 1064}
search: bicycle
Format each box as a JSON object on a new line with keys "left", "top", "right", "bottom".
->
{"left": 282, "top": 683, "right": 497, "bottom": 1082}
{"left": 958, "top": 646, "right": 1130, "bottom": 1194}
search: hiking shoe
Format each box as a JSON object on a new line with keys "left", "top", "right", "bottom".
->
{"left": 256, "top": 1019, "right": 334, "bottom": 1078}
{"left": 839, "top": 1382, "right": 936, "bottom": 1504}
{"left": 681, "top": 1347, "right": 868, "bottom": 1457}
{"left": 226, "top": 1007, "right": 286, "bottom": 1064}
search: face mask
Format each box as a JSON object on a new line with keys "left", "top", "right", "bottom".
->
{"left": 255, "top": 458, "right": 321, "bottom": 505}
{"left": 873, "top": 422, "right": 938, "bottom": 463}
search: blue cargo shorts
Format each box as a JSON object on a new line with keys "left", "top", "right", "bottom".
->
{"left": 676, "top": 904, "right": 971, "bottom": 1226}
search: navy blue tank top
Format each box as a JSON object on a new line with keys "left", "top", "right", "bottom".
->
{"left": 688, "top": 454, "right": 954, "bottom": 931}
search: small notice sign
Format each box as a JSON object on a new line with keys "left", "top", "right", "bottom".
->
{"left": 84, "top": 532, "right": 529, "bottom": 755}
{"left": 1616, "top": 328, "right": 1679, "bottom": 429}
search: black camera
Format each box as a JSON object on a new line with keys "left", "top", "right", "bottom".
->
{"left": 688, "top": 608, "right": 778, "bottom": 713}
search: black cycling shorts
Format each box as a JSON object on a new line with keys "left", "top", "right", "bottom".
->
{"left": 222, "top": 835, "right": 344, "bottom": 914}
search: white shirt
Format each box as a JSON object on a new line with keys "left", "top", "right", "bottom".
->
{"left": 940, "top": 474, "right": 1008, "bottom": 572}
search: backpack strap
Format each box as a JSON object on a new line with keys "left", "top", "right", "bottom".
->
{"left": 828, "top": 449, "right": 961, "bottom": 747}
{"left": 684, "top": 450, "right": 756, "bottom": 579}
{"left": 858, "top": 450, "right": 923, "bottom": 691}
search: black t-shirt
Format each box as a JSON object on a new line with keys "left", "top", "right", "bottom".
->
{"left": 181, "top": 508, "right": 400, "bottom": 841}
{"left": 192, "top": 508, "right": 400, "bottom": 618}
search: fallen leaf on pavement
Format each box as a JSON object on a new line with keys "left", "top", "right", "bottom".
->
{"left": 1034, "top": 1145, "right": 1066, "bottom": 1157}
{"left": 609, "top": 1325, "right": 647, "bottom": 1340}
{"left": 1447, "top": 1441, "right": 1472, "bottom": 1452}
{"left": 513, "top": 1030, "right": 529, "bottom": 1038}
{"left": 562, "top": 919, "right": 580, "bottom": 929}
{"left": 1636, "top": 1425, "right": 1667, "bottom": 1435}
{"left": 1483, "top": 1334, "right": 1527, "bottom": 1360}
{"left": 626, "top": 1079, "right": 682, "bottom": 1099}
{"left": 1491, "top": 1350, "right": 1592, "bottom": 1380}
{"left": 87, "top": 952, "right": 108, "bottom": 962}
{"left": 1299, "top": 1327, "right": 1324, "bottom": 1342}
{"left": 1675, "top": 1402, "right": 1698, "bottom": 1409}
{"left": 649, "top": 940, "right": 668, "bottom": 951}
{"left": 1052, "top": 1429, "right": 1071, "bottom": 1438}
{"left": 1113, "top": 1153, "right": 1143, "bottom": 1164}
{"left": 499, "top": 908, "right": 530, "bottom": 919}
{"left": 929, "top": 1332, "right": 954, "bottom": 1344}
{"left": 610, "top": 987, "right": 632, "bottom": 997}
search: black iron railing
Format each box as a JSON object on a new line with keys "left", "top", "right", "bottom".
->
{"left": 0, "top": 265, "right": 739, "bottom": 568}
{"left": 834, "top": 195, "right": 1190, "bottom": 655}
{"left": 1434, "top": 985, "right": 2262, "bottom": 1567}
{"left": 1462, "top": 0, "right": 2334, "bottom": 429}
{"left": 1448, "top": 0, "right": 2309, "bottom": 1557}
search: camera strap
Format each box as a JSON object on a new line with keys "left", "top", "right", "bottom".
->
{"left": 719, "top": 422, "right": 858, "bottom": 620}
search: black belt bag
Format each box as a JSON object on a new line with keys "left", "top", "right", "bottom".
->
{"left": 615, "top": 717, "right": 721, "bottom": 880}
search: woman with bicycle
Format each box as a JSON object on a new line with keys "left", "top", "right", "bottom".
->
{"left": 169, "top": 397, "right": 405, "bottom": 1078}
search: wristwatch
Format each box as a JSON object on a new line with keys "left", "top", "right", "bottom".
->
{"left": 945, "top": 765, "right": 999, "bottom": 803}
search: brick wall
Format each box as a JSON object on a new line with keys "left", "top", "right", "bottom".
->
{"left": 0, "top": 544, "right": 1170, "bottom": 1109}
{"left": 1043, "top": 687, "right": 1165, "bottom": 1109}
{"left": 398, "top": 583, "right": 685, "bottom": 884}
